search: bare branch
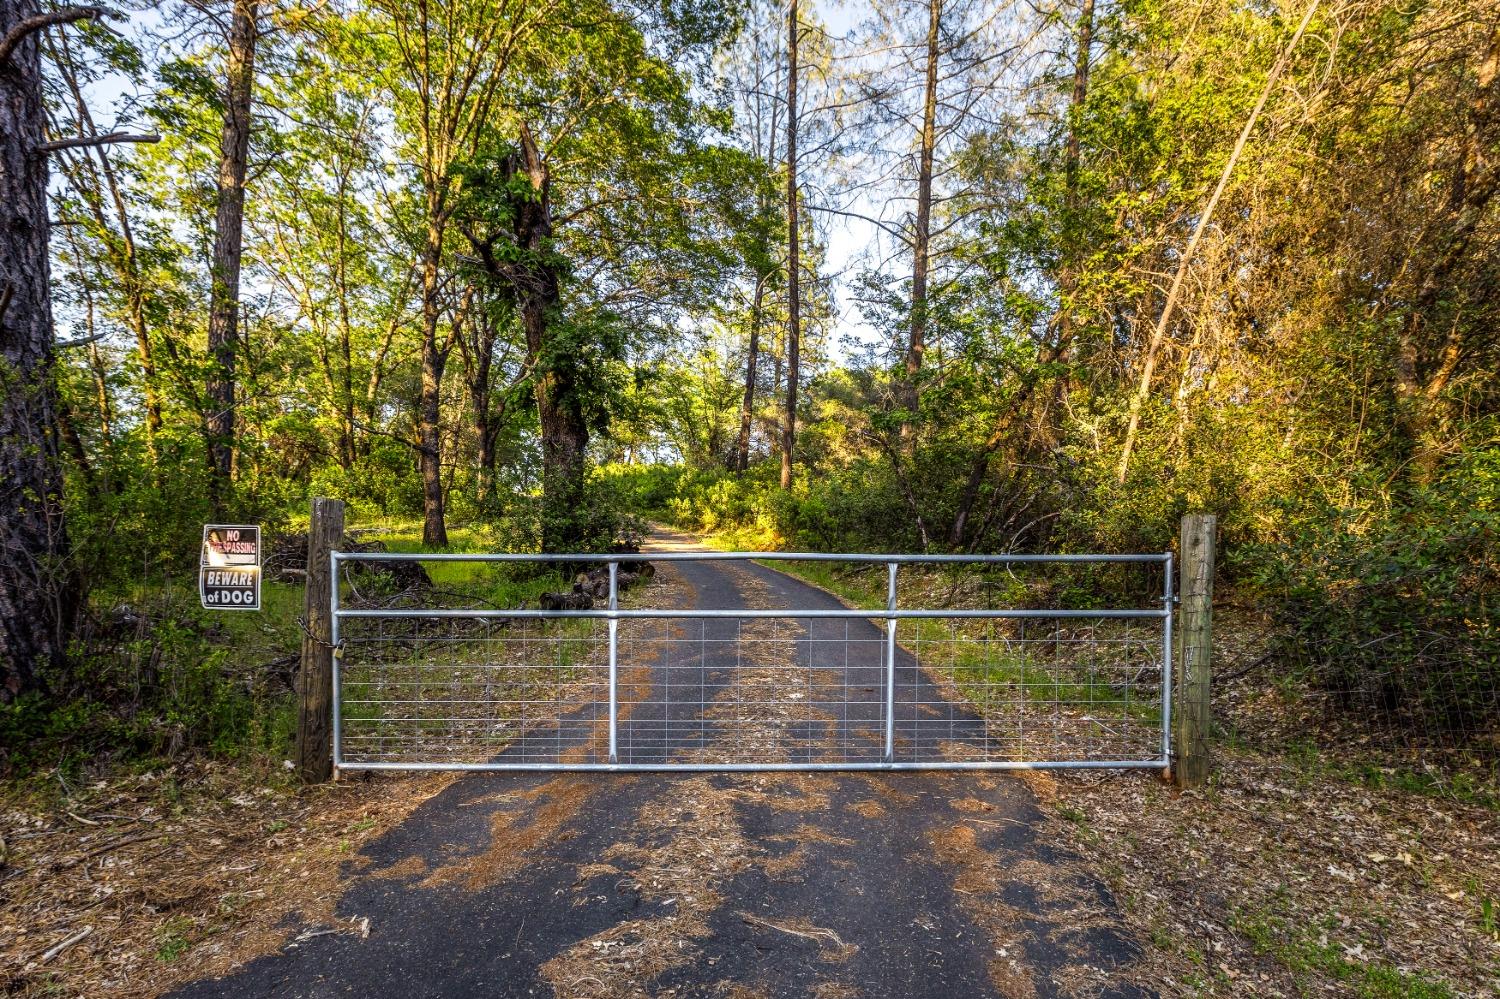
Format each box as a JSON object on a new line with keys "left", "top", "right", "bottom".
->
{"left": 54, "top": 330, "right": 109, "bottom": 349}
{"left": 39, "top": 131, "right": 161, "bottom": 154}
{"left": 807, "top": 203, "right": 914, "bottom": 247}
{"left": 352, "top": 418, "right": 423, "bottom": 454}
{"left": 0, "top": 5, "right": 107, "bottom": 65}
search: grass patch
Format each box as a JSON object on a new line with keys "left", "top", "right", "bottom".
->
{"left": 1233, "top": 910, "right": 1458, "bottom": 998}
{"left": 374, "top": 523, "right": 582, "bottom": 609}
{"left": 155, "top": 917, "right": 194, "bottom": 963}
{"left": 334, "top": 520, "right": 650, "bottom": 765}
{"left": 1283, "top": 739, "right": 1500, "bottom": 811}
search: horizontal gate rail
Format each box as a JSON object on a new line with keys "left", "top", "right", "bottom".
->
{"left": 334, "top": 550, "right": 1168, "bottom": 564}
{"left": 330, "top": 550, "right": 1174, "bottom": 774}
{"left": 333, "top": 607, "right": 1167, "bottom": 620}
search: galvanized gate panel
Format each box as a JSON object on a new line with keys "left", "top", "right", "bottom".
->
{"left": 331, "top": 552, "right": 1173, "bottom": 772}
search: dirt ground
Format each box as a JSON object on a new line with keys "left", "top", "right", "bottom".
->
{"left": 2, "top": 765, "right": 456, "bottom": 997}
{"left": 1036, "top": 757, "right": 1499, "bottom": 996}
{"left": 7, "top": 756, "right": 1494, "bottom": 997}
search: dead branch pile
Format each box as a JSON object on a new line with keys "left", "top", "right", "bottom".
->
{"left": 538, "top": 561, "right": 655, "bottom": 611}
{"left": 264, "top": 533, "right": 431, "bottom": 591}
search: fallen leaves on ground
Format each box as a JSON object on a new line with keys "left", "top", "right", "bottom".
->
{"left": 1, "top": 762, "right": 454, "bottom": 998}
{"left": 1033, "top": 751, "right": 1499, "bottom": 996}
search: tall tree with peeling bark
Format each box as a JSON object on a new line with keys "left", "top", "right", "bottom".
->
{"left": 0, "top": 1, "right": 99, "bottom": 698}
{"left": 902, "top": 0, "right": 941, "bottom": 437}
{"left": 724, "top": 0, "right": 784, "bottom": 474}
{"left": 453, "top": 1, "right": 742, "bottom": 549}
{"left": 368, "top": 0, "right": 539, "bottom": 548}
{"left": 840, "top": 0, "right": 1022, "bottom": 545}
{"left": 463, "top": 125, "right": 580, "bottom": 550}
{"left": 845, "top": 0, "right": 1015, "bottom": 388}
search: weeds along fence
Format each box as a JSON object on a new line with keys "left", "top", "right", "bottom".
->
{"left": 32, "top": 500, "right": 1492, "bottom": 793}
{"left": 1249, "top": 626, "right": 1500, "bottom": 791}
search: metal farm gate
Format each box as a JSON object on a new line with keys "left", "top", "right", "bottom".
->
{"left": 329, "top": 551, "right": 1174, "bottom": 773}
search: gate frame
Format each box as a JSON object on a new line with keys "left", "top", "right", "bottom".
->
{"left": 327, "top": 550, "right": 1175, "bottom": 775}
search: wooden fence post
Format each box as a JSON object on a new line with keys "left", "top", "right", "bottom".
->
{"left": 298, "top": 497, "right": 343, "bottom": 784}
{"left": 1174, "top": 513, "right": 1215, "bottom": 789}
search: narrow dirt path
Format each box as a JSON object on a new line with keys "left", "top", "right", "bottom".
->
{"left": 172, "top": 532, "right": 1150, "bottom": 998}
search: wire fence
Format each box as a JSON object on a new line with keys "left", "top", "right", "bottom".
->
{"left": 1214, "top": 622, "right": 1500, "bottom": 792}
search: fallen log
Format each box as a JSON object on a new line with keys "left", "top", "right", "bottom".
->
{"left": 540, "top": 591, "right": 594, "bottom": 611}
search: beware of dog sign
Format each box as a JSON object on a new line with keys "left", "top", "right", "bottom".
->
{"left": 200, "top": 525, "right": 261, "bottom": 610}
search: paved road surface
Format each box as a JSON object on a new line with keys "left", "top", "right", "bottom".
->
{"left": 175, "top": 537, "right": 1150, "bottom": 999}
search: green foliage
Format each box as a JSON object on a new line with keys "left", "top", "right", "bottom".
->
{"left": 659, "top": 464, "right": 787, "bottom": 546}
{"left": 307, "top": 439, "right": 425, "bottom": 521}
{"left": 1280, "top": 739, "right": 1500, "bottom": 810}
{"left": 540, "top": 468, "right": 649, "bottom": 554}
{"left": 60, "top": 431, "right": 299, "bottom": 592}
{"left": 594, "top": 461, "right": 690, "bottom": 514}
{"left": 605, "top": 460, "right": 907, "bottom": 552}
{"left": 155, "top": 917, "right": 193, "bottom": 963}
{"left": 1, "top": 582, "right": 303, "bottom": 776}
{"left": 1246, "top": 450, "right": 1500, "bottom": 739}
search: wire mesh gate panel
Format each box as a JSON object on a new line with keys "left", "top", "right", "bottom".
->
{"left": 331, "top": 552, "right": 1174, "bottom": 772}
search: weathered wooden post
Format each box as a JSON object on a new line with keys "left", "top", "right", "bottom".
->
{"left": 297, "top": 497, "right": 343, "bottom": 783}
{"left": 1174, "top": 513, "right": 1215, "bottom": 789}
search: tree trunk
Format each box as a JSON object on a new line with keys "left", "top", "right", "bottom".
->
{"left": 904, "top": 0, "right": 941, "bottom": 436}
{"left": 0, "top": 0, "right": 74, "bottom": 700}
{"left": 533, "top": 342, "right": 587, "bottom": 553}
{"left": 474, "top": 388, "right": 497, "bottom": 501}
{"left": 88, "top": 341, "right": 111, "bottom": 443}
{"left": 503, "top": 128, "right": 585, "bottom": 551}
{"left": 458, "top": 307, "right": 499, "bottom": 501}
{"left": 418, "top": 215, "right": 449, "bottom": 548}
{"left": 58, "top": 403, "right": 95, "bottom": 495}
{"left": 205, "top": 0, "right": 257, "bottom": 497}
{"left": 465, "top": 125, "right": 580, "bottom": 549}
{"left": 781, "top": 0, "right": 800, "bottom": 491}
{"left": 1064, "top": 0, "right": 1093, "bottom": 194}
{"left": 458, "top": 123, "right": 583, "bottom": 546}
{"left": 1037, "top": 0, "right": 1095, "bottom": 448}
{"left": 733, "top": 273, "right": 765, "bottom": 472}
{"left": 949, "top": 446, "right": 992, "bottom": 548}
{"left": 334, "top": 168, "right": 356, "bottom": 469}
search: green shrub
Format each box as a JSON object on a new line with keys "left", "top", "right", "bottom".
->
{"left": 1246, "top": 452, "right": 1500, "bottom": 742}
{"left": 307, "top": 438, "right": 425, "bottom": 521}
{"left": 1, "top": 584, "right": 301, "bottom": 776}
